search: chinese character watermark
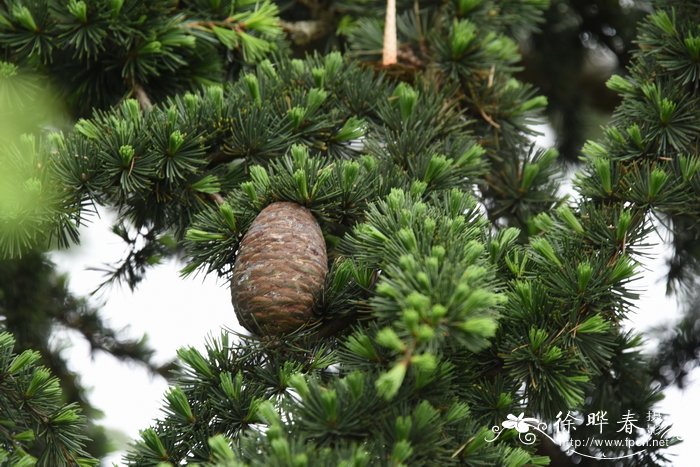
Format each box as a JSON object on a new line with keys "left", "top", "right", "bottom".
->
{"left": 485, "top": 409, "right": 682, "bottom": 461}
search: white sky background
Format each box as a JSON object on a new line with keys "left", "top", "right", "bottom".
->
{"left": 50, "top": 208, "right": 239, "bottom": 465}
{"left": 48, "top": 126, "right": 698, "bottom": 466}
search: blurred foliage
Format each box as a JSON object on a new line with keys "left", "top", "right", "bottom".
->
{"left": 0, "top": 62, "right": 172, "bottom": 460}
{"left": 520, "top": 0, "right": 650, "bottom": 163}
{"left": 651, "top": 289, "right": 700, "bottom": 389}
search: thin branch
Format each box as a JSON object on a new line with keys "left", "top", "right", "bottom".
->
{"left": 478, "top": 106, "right": 501, "bottom": 129}
{"left": 185, "top": 18, "right": 244, "bottom": 33}
{"left": 210, "top": 193, "right": 226, "bottom": 205}
{"left": 132, "top": 82, "right": 153, "bottom": 112}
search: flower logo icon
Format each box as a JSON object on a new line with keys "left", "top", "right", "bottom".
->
{"left": 502, "top": 413, "right": 541, "bottom": 433}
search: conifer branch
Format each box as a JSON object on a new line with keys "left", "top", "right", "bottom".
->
{"left": 0, "top": 332, "right": 97, "bottom": 466}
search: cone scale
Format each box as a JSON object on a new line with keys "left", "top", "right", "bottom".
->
{"left": 231, "top": 202, "right": 328, "bottom": 336}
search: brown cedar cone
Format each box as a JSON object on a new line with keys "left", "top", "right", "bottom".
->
{"left": 231, "top": 202, "right": 328, "bottom": 336}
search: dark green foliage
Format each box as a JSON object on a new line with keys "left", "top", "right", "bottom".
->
{"left": 0, "top": 331, "right": 96, "bottom": 466}
{"left": 0, "top": 0, "right": 283, "bottom": 115}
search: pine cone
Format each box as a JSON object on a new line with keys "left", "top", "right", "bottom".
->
{"left": 231, "top": 202, "right": 328, "bottom": 336}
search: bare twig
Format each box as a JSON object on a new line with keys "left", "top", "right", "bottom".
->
{"left": 210, "top": 193, "right": 226, "bottom": 205}
{"left": 185, "top": 18, "right": 244, "bottom": 33}
{"left": 478, "top": 106, "right": 501, "bottom": 129}
{"left": 132, "top": 82, "right": 153, "bottom": 112}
